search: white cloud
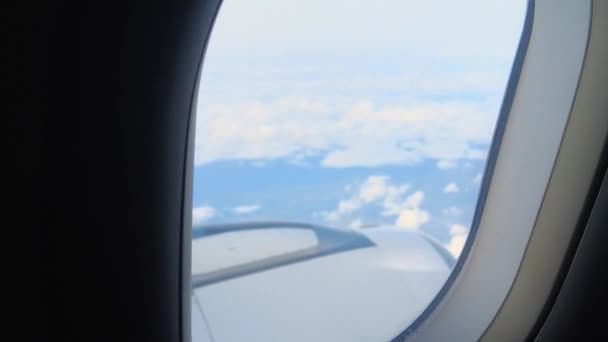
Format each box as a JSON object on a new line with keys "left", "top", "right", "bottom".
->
{"left": 382, "top": 187, "right": 414, "bottom": 216}
{"left": 323, "top": 177, "right": 381, "bottom": 222}
{"left": 445, "top": 223, "right": 469, "bottom": 257}
{"left": 443, "top": 182, "right": 460, "bottom": 193}
{"left": 195, "top": 97, "right": 498, "bottom": 168}
{"left": 473, "top": 173, "right": 483, "bottom": 184}
{"left": 322, "top": 175, "right": 429, "bottom": 230}
{"left": 403, "top": 191, "right": 424, "bottom": 208}
{"left": 442, "top": 206, "right": 462, "bottom": 216}
{"left": 450, "top": 223, "right": 468, "bottom": 236}
{"left": 324, "top": 198, "right": 362, "bottom": 222}
{"left": 324, "top": 175, "right": 405, "bottom": 222}
{"left": 446, "top": 235, "right": 467, "bottom": 258}
{"left": 437, "top": 159, "right": 458, "bottom": 170}
{"left": 359, "top": 176, "right": 391, "bottom": 203}
{"left": 192, "top": 206, "right": 216, "bottom": 225}
{"left": 396, "top": 207, "right": 430, "bottom": 230}
{"left": 233, "top": 205, "right": 261, "bottom": 214}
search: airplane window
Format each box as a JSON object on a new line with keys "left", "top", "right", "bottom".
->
{"left": 191, "top": 0, "right": 526, "bottom": 341}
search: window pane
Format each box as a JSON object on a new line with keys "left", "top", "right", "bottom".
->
{"left": 192, "top": 0, "right": 526, "bottom": 341}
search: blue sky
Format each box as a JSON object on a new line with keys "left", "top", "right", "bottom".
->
{"left": 192, "top": 0, "right": 526, "bottom": 257}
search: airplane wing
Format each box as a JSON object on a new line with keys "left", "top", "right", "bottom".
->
{"left": 191, "top": 222, "right": 453, "bottom": 342}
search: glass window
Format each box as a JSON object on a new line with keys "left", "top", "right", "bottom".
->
{"left": 191, "top": 0, "right": 526, "bottom": 341}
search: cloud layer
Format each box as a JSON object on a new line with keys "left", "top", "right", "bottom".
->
{"left": 195, "top": 97, "right": 494, "bottom": 168}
